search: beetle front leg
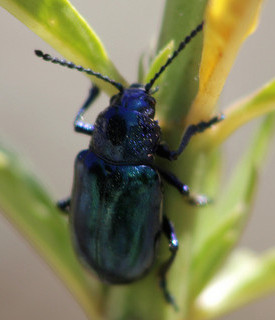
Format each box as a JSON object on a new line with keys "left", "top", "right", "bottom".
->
{"left": 74, "top": 85, "right": 100, "bottom": 135}
{"left": 159, "top": 215, "right": 179, "bottom": 311}
{"left": 157, "top": 167, "right": 210, "bottom": 206}
{"left": 156, "top": 114, "right": 224, "bottom": 160}
{"left": 57, "top": 197, "right": 71, "bottom": 214}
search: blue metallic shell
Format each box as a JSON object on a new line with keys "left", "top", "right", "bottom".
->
{"left": 70, "top": 149, "right": 163, "bottom": 283}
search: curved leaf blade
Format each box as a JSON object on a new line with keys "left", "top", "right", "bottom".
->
{"left": 0, "top": 145, "right": 104, "bottom": 320}
{"left": 194, "top": 249, "right": 275, "bottom": 320}
{"left": 190, "top": 112, "right": 275, "bottom": 301}
{"left": 0, "top": 0, "right": 126, "bottom": 94}
{"left": 204, "top": 79, "right": 275, "bottom": 149}
{"left": 144, "top": 40, "right": 174, "bottom": 88}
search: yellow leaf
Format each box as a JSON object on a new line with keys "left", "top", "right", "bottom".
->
{"left": 186, "top": 0, "right": 263, "bottom": 124}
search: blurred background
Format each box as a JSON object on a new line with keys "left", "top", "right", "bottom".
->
{"left": 0, "top": 1, "right": 275, "bottom": 319}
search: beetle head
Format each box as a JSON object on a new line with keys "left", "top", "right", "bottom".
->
{"left": 110, "top": 84, "right": 156, "bottom": 118}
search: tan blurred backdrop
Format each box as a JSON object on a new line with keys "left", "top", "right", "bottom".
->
{"left": 0, "top": 1, "right": 275, "bottom": 319}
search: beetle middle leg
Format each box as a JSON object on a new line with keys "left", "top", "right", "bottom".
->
{"left": 157, "top": 167, "right": 210, "bottom": 206}
{"left": 74, "top": 85, "right": 100, "bottom": 135}
{"left": 156, "top": 114, "right": 224, "bottom": 160}
{"left": 159, "top": 215, "right": 179, "bottom": 311}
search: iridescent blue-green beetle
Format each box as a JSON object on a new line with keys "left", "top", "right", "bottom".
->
{"left": 35, "top": 22, "right": 223, "bottom": 310}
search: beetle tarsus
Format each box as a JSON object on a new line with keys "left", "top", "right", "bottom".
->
{"left": 74, "top": 85, "right": 100, "bottom": 135}
{"left": 187, "top": 193, "right": 212, "bottom": 206}
{"left": 159, "top": 278, "right": 179, "bottom": 312}
{"left": 156, "top": 167, "right": 210, "bottom": 206}
{"left": 57, "top": 197, "right": 71, "bottom": 214}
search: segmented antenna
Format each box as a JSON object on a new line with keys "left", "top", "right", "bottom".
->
{"left": 34, "top": 50, "right": 124, "bottom": 92}
{"left": 145, "top": 21, "right": 204, "bottom": 92}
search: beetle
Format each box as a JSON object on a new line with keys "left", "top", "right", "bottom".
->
{"left": 35, "top": 21, "right": 223, "bottom": 309}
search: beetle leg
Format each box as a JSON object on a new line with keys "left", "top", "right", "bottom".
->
{"left": 159, "top": 215, "right": 179, "bottom": 311}
{"left": 156, "top": 114, "right": 224, "bottom": 160}
{"left": 74, "top": 85, "right": 100, "bottom": 135}
{"left": 157, "top": 167, "right": 210, "bottom": 206}
{"left": 57, "top": 197, "right": 71, "bottom": 214}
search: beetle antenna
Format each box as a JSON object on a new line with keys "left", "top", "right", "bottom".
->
{"left": 34, "top": 50, "right": 124, "bottom": 92}
{"left": 145, "top": 21, "right": 204, "bottom": 92}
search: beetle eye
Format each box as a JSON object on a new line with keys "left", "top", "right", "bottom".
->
{"left": 146, "top": 96, "right": 156, "bottom": 107}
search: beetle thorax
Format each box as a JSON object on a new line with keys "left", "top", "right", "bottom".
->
{"left": 90, "top": 86, "right": 161, "bottom": 163}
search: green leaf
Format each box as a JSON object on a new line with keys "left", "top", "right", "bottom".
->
{"left": 219, "top": 112, "right": 275, "bottom": 220}
{"left": 144, "top": 40, "right": 174, "bottom": 87}
{"left": 0, "top": 145, "right": 104, "bottom": 320}
{"left": 198, "top": 78, "right": 275, "bottom": 149}
{"left": 190, "top": 207, "right": 244, "bottom": 301}
{"left": 149, "top": 3, "right": 210, "bottom": 317}
{"left": 193, "top": 249, "right": 275, "bottom": 320}
{"left": 156, "top": 0, "right": 209, "bottom": 123}
{"left": 0, "top": 0, "right": 126, "bottom": 94}
{"left": 190, "top": 112, "right": 275, "bottom": 301}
